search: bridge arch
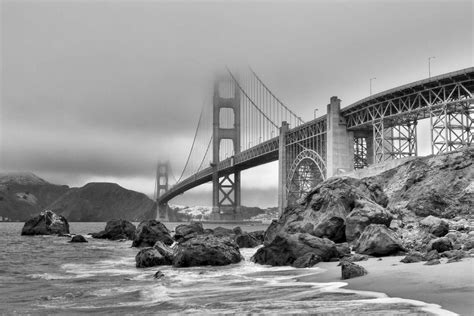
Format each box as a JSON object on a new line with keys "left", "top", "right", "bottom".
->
{"left": 287, "top": 149, "right": 326, "bottom": 204}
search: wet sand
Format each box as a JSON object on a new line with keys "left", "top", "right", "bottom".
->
{"left": 299, "top": 256, "right": 474, "bottom": 315}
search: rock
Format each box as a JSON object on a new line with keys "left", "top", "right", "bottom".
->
{"left": 263, "top": 220, "right": 280, "bottom": 245}
{"left": 341, "top": 261, "right": 368, "bottom": 280}
{"left": 91, "top": 219, "right": 136, "bottom": 241}
{"left": 132, "top": 220, "right": 173, "bottom": 247}
{"left": 173, "top": 235, "right": 242, "bottom": 267}
{"left": 428, "top": 237, "right": 453, "bottom": 253}
{"left": 424, "top": 259, "right": 441, "bottom": 265}
{"left": 444, "top": 231, "right": 458, "bottom": 241}
{"left": 313, "top": 217, "right": 346, "bottom": 243}
{"left": 153, "top": 240, "right": 175, "bottom": 263}
{"left": 135, "top": 248, "right": 171, "bottom": 268}
{"left": 400, "top": 251, "right": 425, "bottom": 263}
{"left": 464, "top": 239, "right": 474, "bottom": 251}
{"left": 235, "top": 233, "right": 260, "bottom": 248}
{"left": 420, "top": 216, "right": 449, "bottom": 237}
{"left": 335, "top": 243, "right": 351, "bottom": 258}
{"left": 21, "top": 210, "right": 70, "bottom": 236}
{"left": 440, "top": 250, "right": 466, "bottom": 260}
{"left": 292, "top": 253, "right": 321, "bottom": 268}
{"left": 70, "top": 235, "right": 88, "bottom": 243}
{"left": 389, "top": 219, "right": 403, "bottom": 231}
{"left": 154, "top": 271, "right": 165, "bottom": 279}
{"left": 212, "top": 227, "right": 235, "bottom": 238}
{"left": 354, "top": 224, "right": 404, "bottom": 256}
{"left": 252, "top": 233, "right": 338, "bottom": 266}
{"left": 447, "top": 257, "right": 462, "bottom": 263}
{"left": 345, "top": 199, "right": 393, "bottom": 242}
{"left": 233, "top": 226, "right": 243, "bottom": 235}
{"left": 249, "top": 230, "right": 265, "bottom": 243}
{"left": 425, "top": 250, "right": 440, "bottom": 261}
{"left": 174, "top": 222, "right": 204, "bottom": 243}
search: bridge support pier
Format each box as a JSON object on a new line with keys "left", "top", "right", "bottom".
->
{"left": 210, "top": 76, "right": 242, "bottom": 221}
{"left": 155, "top": 161, "right": 170, "bottom": 221}
{"left": 326, "top": 96, "right": 354, "bottom": 177}
{"left": 278, "top": 121, "right": 289, "bottom": 214}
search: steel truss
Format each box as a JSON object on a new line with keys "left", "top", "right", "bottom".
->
{"left": 354, "top": 137, "right": 368, "bottom": 169}
{"left": 287, "top": 149, "right": 326, "bottom": 204}
{"left": 373, "top": 119, "right": 417, "bottom": 163}
{"left": 430, "top": 100, "right": 473, "bottom": 154}
{"left": 218, "top": 174, "right": 236, "bottom": 206}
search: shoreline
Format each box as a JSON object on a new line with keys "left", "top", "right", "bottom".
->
{"left": 298, "top": 256, "right": 474, "bottom": 315}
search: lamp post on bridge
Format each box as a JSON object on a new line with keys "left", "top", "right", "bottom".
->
{"left": 314, "top": 109, "right": 318, "bottom": 119}
{"left": 369, "top": 77, "right": 376, "bottom": 96}
{"left": 428, "top": 56, "right": 436, "bottom": 78}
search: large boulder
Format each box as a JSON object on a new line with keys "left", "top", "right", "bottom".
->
{"left": 345, "top": 199, "right": 393, "bottom": 242}
{"left": 249, "top": 230, "right": 265, "bottom": 243}
{"left": 21, "top": 210, "right": 70, "bottom": 236}
{"left": 428, "top": 237, "right": 453, "bottom": 253}
{"left": 341, "top": 261, "right": 368, "bottom": 280}
{"left": 135, "top": 248, "right": 171, "bottom": 268}
{"left": 420, "top": 216, "right": 449, "bottom": 237}
{"left": 132, "top": 220, "right": 173, "bottom": 247}
{"left": 292, "top": 253, "right": 321, "bottom": 268}
{"left": 174, "top": 222, "right": 204, "bottom": 243}
{"left": 91, "top": 219, "right": 136, "bottom": 240}
{"left": 235, "top": 233, "right": 260, "bottom": 248}
{"left": 354, "top": 224, "right": 404, "bottom": 256}
{"left": 251, "top": 233, "right": 338, "bottom": 266}
{"left": 212, "top": 227, "right": 235, "bottom": 238}
{"left": 173, "top": 235, "right": 242, "bottom": 267}
{"left": 70, "top": 235, "right": 88, "bottom": 243}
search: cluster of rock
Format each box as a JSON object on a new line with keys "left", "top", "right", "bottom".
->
{"left": 21, "top": 210, "right": 70, "bottom": 236}
{"left": 133, "top": 221, "right": 264, "bottom": 268}
{"left": 251, "top": 148, "right": 474, "bottom": 277}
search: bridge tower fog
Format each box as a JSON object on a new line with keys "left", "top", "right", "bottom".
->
{"left": 210, "top": 76, "right": 242, "bottom": 220}
{"left": 155, "top": 161, "right": 170, "bottom": 221}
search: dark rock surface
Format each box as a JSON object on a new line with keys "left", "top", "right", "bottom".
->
{"left": 174, "top": 222, "right": 204, "bottom": 243}
{"left": 345, "top": 200, "right": 393, "bottom": 242}
{"left": 91, "top": 219, "right": 136, "bottom": 241}
{"left": 424, "top": 259, "right": 441, "bottom": 265}
{"left": 21, "top": 210, "right": 70, "bottom": 236}
{"left": 135, "top": 248, "right": 171, "bottom": 268}
{"left": 251, "top": 233, "right": 338, "bottom": 266}
{"left": 132, "top": 220, "right": 173, "bottom": 247}
{"left": 335, "top": 243, "right": 351, "bottom": 258}
{"left": 235, "top": 233, "right": 260, "bottom": 248}
{"left": 70, "top": 235, "right": 88, "bottom": 243}
{"left": 173, "top": 235, "right": 242, "bottom": 267}
{"left": 420, "top": 216, "right": 449, "bottom": 237}
{"left": 340, "top": 254, "right": 369, "bottom": 264}
{"left": 354, "top": 224, "right": 404, "bottom": 256}
{"left": 341, "top": 261, "right": 368, "bottom": 280}
{"left": 292, "top": 253, "right": 321, "bottom": 268}
{"left": 249, "top": 230, "right": 265, "bottom": 243}
{"left": 428, "top": 237, "right": 453, "bottom": 253}
{"left": 400, "top": 251, "right": 425, "bottom": 263}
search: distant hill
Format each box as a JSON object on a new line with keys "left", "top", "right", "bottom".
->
{"left": 0, "top": 172, "right": 70, "bottom": 221}
{"left": 0, "top": 173, "right": 157, "bottom": 222}
{"left": 48, "top": 182, "right": 157, "bottom": 222}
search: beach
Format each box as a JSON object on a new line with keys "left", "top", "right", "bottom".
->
{"left": 300, "top": 256, "right": 474, "bottom": 315}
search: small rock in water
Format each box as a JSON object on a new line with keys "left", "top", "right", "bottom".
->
{"left": 64, "top": 293, "right": 74, "bottom": 300}
{"left": 70, "top": 235, "right": 88, "bottom": 243}
{"left": 154, "top": 271, "right": 165, "bottom": 279}
{"left": 424, "top": 259, "right": 441, "bottom": 265}
{"left": 341, "top": 261, "right": 368, "bottom": 280}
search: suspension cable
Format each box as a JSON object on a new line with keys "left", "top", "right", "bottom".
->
{"left": 196, "top": 136, "right": 213, "bottom": 173}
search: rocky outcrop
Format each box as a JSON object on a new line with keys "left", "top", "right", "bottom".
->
{"left": 136, "top": 248, "right": 171, "bottom": 268}
{"left": 249, "top": 230, "right": 265, "bottom": 243}
{"left": 91, "top": 219, "right": 136, "bottom": 240}
{"left": 341, "top": 261, "right": 368, "bottom": 280}
{"left": 345, "top": 200, "right": 393, "bottom": 242}
{"left": 420, "top": 216, "right": 449, "bottom": 237}
{"left": 174, "top": 222, "right": 204, "bottom": 243}
{"left": 21, "top": 210, "right": 69, "bottom": 235}
{"left": 428, "top": 237, "right": 453, "bottom": 253}
{"left": 70, "top": 235, "right": 88, "bottom": 243}
{"left": 251, "top": 233, "right": 338, "bottom": 266}
{"left": 132, "top": 220, "right": 173, "bottom": 247}
{"left": 292, "top": 253, "right": 321, "bottom": 268}
{"left": 235, "top": 233, "right": 260, "bottom": 248}
{"left": 173, "top": 235, "right": 242, "bottom": 267}
{"left": 354, "top": 224, "right": 404, "bottom": 256}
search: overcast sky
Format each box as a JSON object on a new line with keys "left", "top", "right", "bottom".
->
{"left": 1, "top": 0, "right": 472, "bottom": 207}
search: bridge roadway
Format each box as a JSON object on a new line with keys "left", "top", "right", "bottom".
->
{"left": 158, "top": 67, "right": 474, "bottom": 204}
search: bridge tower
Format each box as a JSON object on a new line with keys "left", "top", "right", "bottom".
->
{"left": 211, "top": 76, "right": 242, "bottom": 221}
{"left": 155, "top": 161, "right": 170, "bottom": 221}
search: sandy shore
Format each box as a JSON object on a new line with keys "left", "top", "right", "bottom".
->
{"left": 299, "top": 256, "right": 474, "bottom": 315}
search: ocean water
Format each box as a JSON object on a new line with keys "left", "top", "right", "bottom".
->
{"left": 0, "top": 222, "right": 455, "bottom": 315}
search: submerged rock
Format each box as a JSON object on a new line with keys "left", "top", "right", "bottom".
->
{"left": 132, "top": 220, "right": 173, "bottom": 247}
{"left": 354, "top": 224, "right": 404, "bottom": 256}
{"left": 252, "top": 233, "right": 338, "bottom": 266}
{"left": 341, "top": 261, "right": 368, "bottom": 280}
{"left": 91, "top": 219, "right": 136, "bottom": 241}
{"left": 154, "top": 271, "right": 165, "bottom": 279}
{"left": 173, "top": 235, "right": 242, "bottom": 267}
{"left": 70, "top": 235, "right": 88, "bottom": 243}
{"left": 21, "top": 210, "right": 70, "bottom": 236}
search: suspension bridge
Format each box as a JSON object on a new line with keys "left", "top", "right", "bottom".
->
{"left": 155, "top": 67, "right": 474, "bottom": 221}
